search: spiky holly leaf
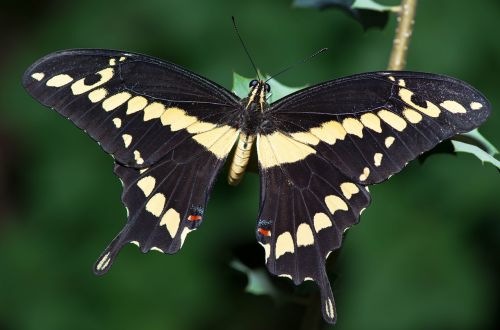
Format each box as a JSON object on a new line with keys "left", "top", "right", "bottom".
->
{"left": 293, "top": 0, "right": 399, "bottom": 30}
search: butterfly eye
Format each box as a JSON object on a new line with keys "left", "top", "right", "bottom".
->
{"left": 264, "top": 83, "right": 271, "bottom": 93}
{"left": 249, "top": 79, "right": 259, "bottom": 88}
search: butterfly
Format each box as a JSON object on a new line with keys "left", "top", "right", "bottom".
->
{"left": 22, "top": 49, "right": 490, "bottom": 324}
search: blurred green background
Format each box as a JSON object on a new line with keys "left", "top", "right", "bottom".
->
{"left": 0, "top": 0, "right": 499, "bottom": 329}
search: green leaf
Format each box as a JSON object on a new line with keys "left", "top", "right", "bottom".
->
{"left": 293, "top": 0, "right": 398, "bottom": 30}
{"left": 232, "top": 72, "right": 306, "bottom": 102}
{"left": 451, "top": 140, "right": 500, "bottom": 170}
{"left": 232, "top": 72, "right": 253, "bottom": 99}
{"left": 352, "top": 0, "right": 398, "bottom": 12}
{"left": 230, "top": 259, "right": 279, "bottom": 298}
{"left": 265, "top": 76, "right": 307, "bottom": 103}
{"left": 455, "top": 129, "right": 498, "bottom": 156}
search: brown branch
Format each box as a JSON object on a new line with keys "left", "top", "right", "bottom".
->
{"left": 388, "top": 0, "right": 418, "bottom": 70}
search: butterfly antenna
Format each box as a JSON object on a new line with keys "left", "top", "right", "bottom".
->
{"left": 266, "top": 47, "right": 328, "bottom": 83}
{"left": 232, "top": 16, "right": 261, "bottom": 80}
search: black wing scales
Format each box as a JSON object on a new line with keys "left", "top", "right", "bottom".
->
{"left": 24, "top": 50, "right": 492, "bottom": 325}
{"left": 23, "top": 49, "right": 241, "bottom": 273}
{"left": 258, "top": 71, "right": 490, "bottom": 323}
{"left": 257, "top": 152, "right": 370, "bottom": 323}
{"left": 22, "top": 49, "right": 240, "bottom": 168}
{"left": 267, "top": 71, "right": 491, "bottom": 184}
{"left": 94, "top": 136, "right": 229, "bottom": 274}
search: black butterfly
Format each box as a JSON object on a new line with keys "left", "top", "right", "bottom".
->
{"left": 22, "top": 49, "right": 490, "bottom": 324}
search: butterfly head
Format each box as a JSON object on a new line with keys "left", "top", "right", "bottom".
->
{"left": 247, "top": 79, "right": 270, "bottom": 111}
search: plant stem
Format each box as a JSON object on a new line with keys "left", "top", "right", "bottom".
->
{"left": 387, "top": 0, "right": 418, "bottom": 70}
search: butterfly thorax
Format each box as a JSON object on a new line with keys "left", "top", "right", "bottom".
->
{"left": 228, "top": 81, "right": 269, "bottom": 186}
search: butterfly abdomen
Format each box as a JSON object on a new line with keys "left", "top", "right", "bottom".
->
{"left": 228, "top": 133, "right": 255, "bottom": 185}
{"left": 227, "top": 81, "right": 270, "bottom": 185}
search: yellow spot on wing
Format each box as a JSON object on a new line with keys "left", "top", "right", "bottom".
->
{"left": 275, "top": 232, "right": 294, "bottom": 259}
{"left": 137, "top": 176, "right": 156, "bottom": 197}
{"left": 388, "top": 76, "right": 395, "bottom": 81}
{"left": 112, "top": 118, "right": 122, "bottom": 128}
{"left": 145, "top": 193, "right": 166, "bottom": 217}
{"left": 259, "top": 242, "right": 271, "bottom": 262}
{"left": 71, "top": 68, "right": 114, "bottom": 95}
{"left": 360, "top": 113, "right": 382, "bottom": 133}
{"left": 296, "top": 223, "right": 314, "bottom": 247}
{"left": 102, "top": 92, "right": 132, "bottom": 112}
{"left": 96, "top": 252, "right": 111, "bottom": 271}
{"left": 122, "top": 134, "right": 132, "bottom": 148}
{"left": 374, "top": 153, "right": 383, "bottom": 167}
{"left": 170, "top": 114, "right": 197, "bottom": 131}
{"left": 399, "top": 88, "right": 440, "bottom": 117}
{"left": 126, "top": 96, "right": 148, "bottom": 114}
{"left": 88, "top": 88, "right": 108, "bottom": 103}
{"left": 310, "top": 120, "right": 346, "bottom": 144}
{"left": 313, "top": 212, "right": 332, "bottom": 232}
{"left": 378, "top": 110, "right": 407, "bottom": 131}
{"left": 402, "top": 108, "right": 423, "bottom": 123}
{"left": 342, "top": 118, "right": 364, "bottom": 138}
{"left": 134, "top": 150, "right": 144, "bottom": 164}
{"left": 193, "top": 126, "right": 239, "bottom": 159}
{"left": 160, "top": 208, "right": 181, "bottom": 238}
{"left": 186, "top": 121, "right": 217, "bottom": 134}
{"left": 180, "top": 227, "right": 194, "bottom": 248}
{"left": 470, "top": 102, "right": 483, "bottom": 110}
{"left": 398, "top": 79, "right": 406, "bottom": 87}
{"left": 31, "top": 72, "right": 44, "bottom": 81}
{"left": 109, "top": 58, "right": 116, "bottom": 66}
{"left": 160, "top": 107, "right": 207, "bottom": 132}
{"left": 359, "top": 167, "right": 370, "bottom": 181}
{"left": 257, "top": 132, "right": 316, "bottom": 169}
{"left": 290, "top": 132, "right": 320, "bottom": 145}
{"left": 385, "top": 136, "right": 395, "bottom": 148}
{"left": 46, "top": 74, "right": 73, "bottom": 87}
{"left": 325, "top": 195, "right": 348, "bottom": 214}
{"left": 143, "top": 102, "right": 166, "bottom": 121}
{"left": 160, "top": 107, "right": 186, "bottom": 126}
{"left": 440, "top": 100, "right": 466, "bottom": 113}
{"left": 325, "top": 298, "right": 335, "bottom": 319}
{"left": 340, "top": 182, "right": 359, "bottom": 199}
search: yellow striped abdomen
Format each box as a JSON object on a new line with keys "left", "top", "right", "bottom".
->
{"left": 228, "top": 133, "right": 254, "bottom": 186}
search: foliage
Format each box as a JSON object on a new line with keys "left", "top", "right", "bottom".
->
{"left": 293, "top": 0, "right": 399, "bottom": 29}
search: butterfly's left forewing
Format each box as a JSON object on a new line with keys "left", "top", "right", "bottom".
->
{"left": 22, "top": 49, "right": 241, "bottom": 168}
{"left": 23, "top": 49, "right": 241, "bottom": 273}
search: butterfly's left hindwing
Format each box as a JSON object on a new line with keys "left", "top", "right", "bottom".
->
{"left": 94, "top": 136, "right": 230, "bottom": 274}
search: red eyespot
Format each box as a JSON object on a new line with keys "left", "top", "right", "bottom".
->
{"left": 258, "top": 228, "right": 271, "bottom": 236}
